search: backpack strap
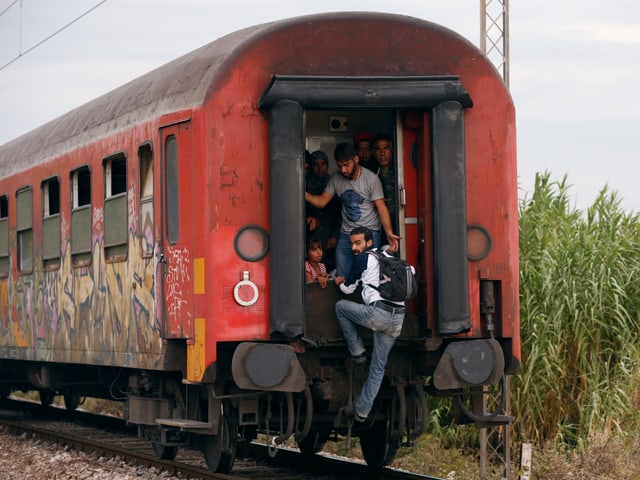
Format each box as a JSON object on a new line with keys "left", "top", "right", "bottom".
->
{"left": 364, "top": 249, "right": 382, "bottom": 292}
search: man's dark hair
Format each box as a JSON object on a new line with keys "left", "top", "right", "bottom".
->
{"left": 334, "top": 143, "right": 357, "bottom": 162}
{"left": 351, "top": 226, "right": 373, "bottom": 243}
{"left": 373, "top": 132, "right": 393, "bottom": 145}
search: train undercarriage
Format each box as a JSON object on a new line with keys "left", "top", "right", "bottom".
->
{"left": 0, "top": 328, "right": 510, "bottom": 474}
{"left": 0, "top": 279, "right": 512, "bottom": 473}
{"left": 125, "top": 345, "right": 431, "bottom": 471}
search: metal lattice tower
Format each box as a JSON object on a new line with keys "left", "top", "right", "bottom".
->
{"left": 479, "top": 2, "right": 511, "bottom": 478}
{"left": 480, "top": 0, "right": 510, "bottom": 87}
{"left": 478, "top": 379, "right": 512, "bottom": 479}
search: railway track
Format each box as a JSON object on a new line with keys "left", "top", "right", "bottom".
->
{"left": 0, "top": 398, "right": 444, "bottom": 480}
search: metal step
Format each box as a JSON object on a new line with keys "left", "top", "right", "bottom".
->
{"left": 156, "top": 418, "right": 212, "bottom": 429}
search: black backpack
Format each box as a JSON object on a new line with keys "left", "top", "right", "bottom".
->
{"left": 367, "top": 250, "right": 417, "bottom": 302}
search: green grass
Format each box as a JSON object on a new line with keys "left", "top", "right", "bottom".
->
{"left": 514, "top": 172, "right": 640, "bottom": 445}
{"left": 376, "top": 171, "right": 640, "bottom": 478}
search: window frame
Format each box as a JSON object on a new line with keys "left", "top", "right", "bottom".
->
{"left": 103, "top": 153, "right": 128, "bottom": 261}
{"left": 0, "top": 194, "right": 9, "bottom": 277}
{"left": 165, "top": 135, "right": 179, "bottom": 244}
{"left": 139, "top": 142, "right": 154, "bottom": 258}
{"left": 70, "top": 165, "right": 92, "bottom": 266}
{"left": 16, "top": 186, "right": 34, "bottom": 273}
{"left": 42, "top": 176, "right": 61, "bottom": 270}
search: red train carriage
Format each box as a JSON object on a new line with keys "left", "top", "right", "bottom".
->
{"left": 0, "top": 12, "right": 519, "bottom": 471}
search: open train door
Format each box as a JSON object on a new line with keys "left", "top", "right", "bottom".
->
{"left": 259, "top": 76, "right": 473, "bottom": 338}
{"left": 158, "top": 121, "right": 195, "bottom": 339}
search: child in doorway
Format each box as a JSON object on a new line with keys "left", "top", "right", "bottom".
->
{"left": 305, "top": 237, "right": 328, "bottom": 288}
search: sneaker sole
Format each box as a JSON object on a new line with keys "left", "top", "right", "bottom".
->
{"left": 351, "top": 355, "right": 366, "bottom": 364}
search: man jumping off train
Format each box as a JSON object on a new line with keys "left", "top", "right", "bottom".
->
{"left": 334, "top": 226, "right": 408, "bottom": 422}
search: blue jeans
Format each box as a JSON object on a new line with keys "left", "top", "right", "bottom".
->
{"left": 335, "top": 230, "right": 381, "bottom": 277}
{"left": 335, "top": 299, "right": 404, "bottom": 418}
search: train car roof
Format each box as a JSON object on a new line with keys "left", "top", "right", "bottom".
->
{"left": 0, "top": 15, "right": 261, "bottom": 177}
{"left": 0, "top": 11, "right": 478, "bottom": 178}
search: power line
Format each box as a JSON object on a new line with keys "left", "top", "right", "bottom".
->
{"left": 0, "top": 0, "right": 108, "bottom": 72}
{"left": 0, "top": 0, "right": 20, "bottom": 18}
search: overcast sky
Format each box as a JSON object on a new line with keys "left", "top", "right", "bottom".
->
{"left": 1, "top": 0, "right": 639, "bottom": 212}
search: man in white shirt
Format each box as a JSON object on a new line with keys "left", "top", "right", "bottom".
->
{"left": 334, "top": 226, "right": 405, "bottom": 422}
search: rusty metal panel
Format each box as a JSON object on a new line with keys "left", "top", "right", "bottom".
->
{"left": 70, "top": 206, "right": 91, "bottom": 255}
{"left": 104, "top": 194, "right": 127, "bottom": 247}
{"left": 259, "top": 75, "right": 472, "bottom": 109}
{"left": 16, "top": 188, "right": 32, "bottom": 231}
{"left": 18, "top": 230, "right": 33, "bottom": 271}
{"left": 0, "top": 219, "right": 7, "bottom": 256}
{"left": 43, "top": 215, "right": 60, "bottom": 260}
{"left": 268, "top": 100, "right": 305, "bottom": 338}
{"left": 304, "top": 283, "right": 345, "bottom": 342}
{"left": 432, "top": 101, "right": 471, "bottom": 335}
{"left": 160, "top": 121, "right": 194, "bottom": 339}
{"left": 127, "top": 396, "right": 172, "bottom": 425}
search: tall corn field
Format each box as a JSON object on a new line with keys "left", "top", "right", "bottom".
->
{"left": 512, "top": 172, "right": 640, "bottom": 445}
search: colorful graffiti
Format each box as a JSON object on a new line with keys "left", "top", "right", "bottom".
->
{"left": 0, "top": 203, "right": 164, "bottom": 370}
{"left": 165, "top": 246, "right": 193, "bottom": 336}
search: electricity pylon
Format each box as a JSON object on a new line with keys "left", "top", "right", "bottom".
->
{"left": 479, "top": 4, "right": 511, "bottom": 477}
{"left": 481, "top": 0, "right": 510, "bottom": 87}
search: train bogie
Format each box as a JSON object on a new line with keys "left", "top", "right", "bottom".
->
{"left": 0, "top": 12, "right": 519, "bottom": 472}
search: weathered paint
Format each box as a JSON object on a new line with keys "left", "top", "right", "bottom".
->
{"left": 164, "top": 246, "right": 192, "bottom": 334}
{"left": 193, "top": 258, "right": 205, "bottom": 295}
{"left": 0, "top": 12, "right": 520, "bottom": 379}
{"left": 0, "top": 189, "right": 162, "bottom": 368}
{"left": 187, "top": 317, "right": 206, "bottom": 382}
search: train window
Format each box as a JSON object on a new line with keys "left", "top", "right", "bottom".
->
{"left": 104, "top": 154, "right": 128, "bottom": 261}
{"left": 71, "top": 166, "right": 92, "bottom": 266}
{"left": 139, "top": 143, "right": 154, "bottom": 258}
{"left": 165, "top": 135, "right": 179, "bottom": 244}
{"left": 16, "top": 187, "right": 33, "bottom": 273}
{"left": 73, "top": 167, "right": 91, "bottom": 208}
{"left": 0, "top": 195, "right": 8, "bottom": 277}
{"left": 105, "top": 153, "right": 127, "bottom": 196}
{"left": 42, "top": 177, "right": 61, "bottom": 270}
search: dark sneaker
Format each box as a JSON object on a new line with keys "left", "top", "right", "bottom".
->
{"left": 351, "top": 353, "right": 367, "bottom": 365}
{"left": 354, "top": 413, "right": 368, "bottom": 423}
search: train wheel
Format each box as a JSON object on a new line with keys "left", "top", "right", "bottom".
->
{"left": 39, "top": 389, "right": 55, "bottom": 406}
{"left": 296, "top": 428, "right": 329, "bottom": 455}
{"left": 202, "top": 414, "right": 237, "bottom": 473}
{"left": 359, "top": 418, "right": 399, "bottom": 468}
{"left": 151, "top": 442, "right": 179, "bottom": 460}
{"left": 63, "top": 392, "right": 83, "bottom": 412}
{"left": 406, "top": 384, "right": 428, "bottom": 440}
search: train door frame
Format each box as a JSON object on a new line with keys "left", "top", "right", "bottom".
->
{"left": 159, "top": 120, "right": 195, "bottom": 339}
{"left": 259, "top": 75, "right": 474, "bottom": 338}
{"left": 393, "top": 118, "right": 406, "bottom": 256}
